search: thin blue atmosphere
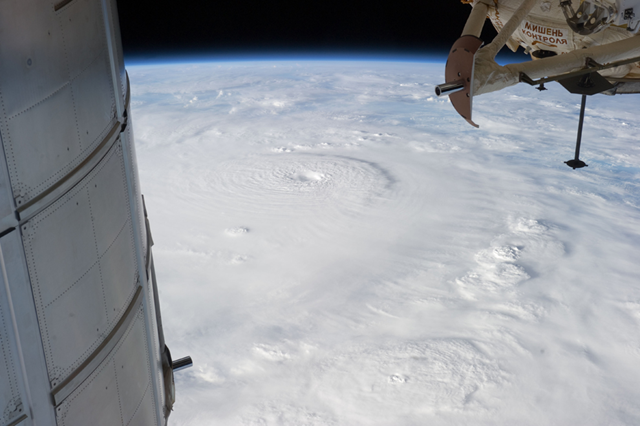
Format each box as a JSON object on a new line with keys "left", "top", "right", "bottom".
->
{"left": 123, "top": 47, "right": 530, "bottom": 67}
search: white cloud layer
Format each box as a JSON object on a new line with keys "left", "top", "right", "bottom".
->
{"left": 129, "top": 61, "right": 640, "bottom": 425}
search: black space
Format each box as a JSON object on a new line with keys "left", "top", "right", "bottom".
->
{"left": 115, "top": 0, "right": 501, "bottom": 59}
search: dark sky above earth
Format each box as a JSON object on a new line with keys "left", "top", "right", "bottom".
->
{"left": 115, "top": 0, "right": 500, "bottom": 58}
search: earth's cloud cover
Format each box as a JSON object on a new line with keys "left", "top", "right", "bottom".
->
{"left": 129, "top": 60, "right": 640, "bottom": 425}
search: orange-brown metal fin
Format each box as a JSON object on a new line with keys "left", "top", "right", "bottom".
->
{"left": 444, "top": 35, "right": 483, "bottom": 127}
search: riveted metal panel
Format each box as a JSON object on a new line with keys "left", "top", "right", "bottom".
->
{"left": 4, "top": 85, "right": 82, "bottom": 205}
{"left": 42, "top": 266, "right": 106, "bottom": 388}
{"left": 89, "top": 155, "right": 137, "bottom": 324}
{"left": 86, "top": 143, "right": 130, "bottom": 257}
{"left": 3, "top": 67, "right": 116, "bottom": 206}
{"left": 0, "top": 231, "right": 57, "bottom": 426}
{"left": 119, "top": 128, "right": 164, "bottom": 415}
{"left": 0, "top": 279, "right": 23, "bottom": 426}
{"left": 112, "top": 310, "right": 156, "bottom": 426}
{"left": 22, "top": 183, "right": 96, "bottom": 308}
{"left": 126, "top": 383, "right": 156, "bottom": 426}
{"left": 57, "top": 308, "right": 157, "bottom": 426}
{"left": 23, "top": 175, "right": 105, "bottom": 385}
{"left": 119, "top": 127, "right": 147, "bottom": 269}
{"left": 0, "top": 135, "right": 15, "bottom": 220}
{"left": 143, "top": 275, "right": 165, "bottom": 418}
{"left": 55, "top": 354, "right": 122, "bottom": 426}
{"left": 71, "top": 54, "right": 116, "bottom": 156}
{"left": 100, "top": 229, "right": 137, "bottom": 325}
{"left": 0, "top": 0, "right": 68, "bottom": 119}
{"left": 117, "top": 118, "right": 164, "bottom": 423}
{"left": 0, "top": 0, "right": 168, "bottom": 424}
{"left": 100, "top": 0, "right": 127, "bottom": 101}
{"left": 0, "top": 0, "right": 116, "bottom": 206}
{"left": 56, "top": 0, "right": 107, "bottom": 80}
{"left": 23, "top": 143, "right": 138, "bottom": 387}
{"left": 142, "top": 259, "right": 165, "bottom": 414}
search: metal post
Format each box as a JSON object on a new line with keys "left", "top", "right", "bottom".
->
{"left": 435, "top": 80, "right": 466, "bottom": 97}
{"left": 565, "top": 94, "right": 589, "bottom": 169}
{"left": 575, "top": 94, "right": 586, "bottom": 160}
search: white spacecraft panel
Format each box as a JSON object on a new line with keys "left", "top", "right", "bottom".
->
{"left": 101, "top": 0, "right": 128, "bottom": 99}
{"left": 0, "top": 0, "right": 69, "bottom": 117}
{"left": 55, "top": 308, "right": 157, "bottom": 426}
{"left": 111, "top": 309, "right": 157, "bottom": 426}
{"left": 0, "top": 0, "right": 116, "bottom": 207}
{"left": 0, "top": 284, "right": 23, "bottom": 425}
{"left": 70, "top": 55, "right": 117, "bottom": 156}
{"left": 0, "top": 0, "right": 172, "bottom": 424}
{"left": 23, "top": 143, "right": 137, "bottom": 386}
{"left": 0, "top": 231, "right": 56, "bottom": 426}
{"left": 57, "top": 0, "right": 108, "bottom": 76}
{"left": 120, "top": 125, "right": 149, "bottom": 268}
{"left": 142, "top": 266, "right": 164, "bottom": 419}
{"left": 0, "top": 146, "right": 23, "bottom": 426}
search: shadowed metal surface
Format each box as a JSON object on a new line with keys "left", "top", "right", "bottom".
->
{"left": 0, "top": 0, "right": 172, "bottom": 424}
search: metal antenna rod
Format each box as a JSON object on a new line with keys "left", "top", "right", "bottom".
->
{"left": 565, "top": 94, "right": 589, "bottom": 169}
{"left": 574, "top": 94, "right": 586, "bottom": 160}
